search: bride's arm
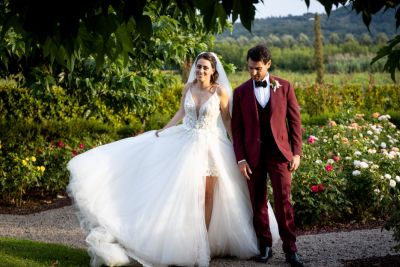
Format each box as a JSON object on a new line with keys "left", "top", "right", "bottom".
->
{"left": 155, "top": 83, "right": 190, "bottom": 137}
{"left": 217, "top": 85, "right": 233, "bottom": 141}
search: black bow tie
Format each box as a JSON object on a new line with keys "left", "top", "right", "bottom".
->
{"left": 254, "top": 80, "right": 267, "bottom": 88}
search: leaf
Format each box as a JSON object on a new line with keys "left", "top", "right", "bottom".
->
{"left": 371, "top": 35, "right": 400, "bottom": 82}
{"left": 136, "top": 15, "right": 153, "bottom": 38}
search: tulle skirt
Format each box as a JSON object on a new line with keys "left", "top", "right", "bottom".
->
{"left": 67, "top": 125, "right": 279, "bottom": 267}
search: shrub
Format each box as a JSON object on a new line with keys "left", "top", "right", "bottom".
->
{"left": 293, "top": 111, "right": 400, "bottom": 226}
{"left": 0, "top": 119, "right": 117, "bottom": 205}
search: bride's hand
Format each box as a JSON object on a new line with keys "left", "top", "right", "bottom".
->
{"left": 155, "top": 130, "right": 162, "bottom": 137}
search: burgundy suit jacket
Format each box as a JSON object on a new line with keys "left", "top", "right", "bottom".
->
{"left": 232, "top": 76, "right": 302, "bottom": 168}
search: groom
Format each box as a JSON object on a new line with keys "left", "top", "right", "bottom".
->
{"left": 232, "top": 45, "right": 304, "bottom": 267}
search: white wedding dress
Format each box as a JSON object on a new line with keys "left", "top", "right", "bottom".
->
{"left": 67, "top": 87, "right": 279, "bottom": 267}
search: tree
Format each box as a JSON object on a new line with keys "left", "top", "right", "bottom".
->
{"left": 237, "top": 35, "right": 250, "bottom": 46}
{"left": 298, "top": 33, "right": 310, "bottom": 46}
{"left": 329, "top": 33, "right": 341, "bottom": 45}
{"left": 375, "top": 32, "right": 389, "bottom": 45}
{"left": 314, "top": 13, "right": 324, "bottom": 84}
{"left": 344, "top": 33, "right": 357, "bottom": 44}
{"left": 1, "top": 0, "right": 399, "bottom": 80}
{"left": 267, "top": 34, "right": 281, "bottom": 47}
{"left": 360, "top": 33, "right": 372, "bottom": 45}
{"left": 0, "top": 0, "right": 259, "bottom": 71}
{"left": 281, "top": 34, "right": 296, "bottom": 47}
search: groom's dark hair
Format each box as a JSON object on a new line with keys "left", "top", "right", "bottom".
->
{"left": 247, "top": 45, "right": 271, "bottom": 64}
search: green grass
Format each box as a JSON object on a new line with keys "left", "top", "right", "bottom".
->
{"left": 228, "top": 71, "right": 400, "bottom": 89}
{"left": 0, "top": 237, "right": 89, "bottom": 267}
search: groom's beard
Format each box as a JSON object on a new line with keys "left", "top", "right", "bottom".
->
{"left": 251, "top": 73, "right": 267, "bottom": 82}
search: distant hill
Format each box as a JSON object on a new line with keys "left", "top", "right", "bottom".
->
{"left": 217, "top": 6, "right": 397, "bottom": 40}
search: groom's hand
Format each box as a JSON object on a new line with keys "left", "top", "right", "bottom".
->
{"left": 238, "top": 161, "right": 252, "bottom": 180}
{"left": 289, "top": 155, "right": 301, "bottom": 172}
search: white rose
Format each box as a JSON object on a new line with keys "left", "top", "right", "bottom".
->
{"left": 354, "top": 151, "right": 362, "bottom": 156}
{"left": 352, "top": 170, "right": 361, "bottom": 176}
{"left": 396, "top": 176, "right": 400, "bottom": 182}
{"left": 315, "top": 159, "right": 322, "bottom": 164}
{"left": 387, "top": 154, "right": 395, "bottom": 159}
{"left": 359, "top": 162, "right": 369, "bottom": 169}
{"left": 367, "top": 130, "right": 373, "bottom": 135}
{"left": 389, "top": 179, "right": 396, "bottom": 188}
{"left": 353, "top": 160, "right": 361, "bottom": 168}
{"left": 385, "top": 174, "right": 392, "bottom": 179}
{"left": 380, "top": 142, "right": 387, "bottom": 149}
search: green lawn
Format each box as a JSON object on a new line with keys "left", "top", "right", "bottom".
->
{"left": 0, "top": 237, "right": 89, "bottom": 267}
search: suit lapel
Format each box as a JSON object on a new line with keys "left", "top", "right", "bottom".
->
{"left": 268, "top": 75, "right": 275, "bottom": 119}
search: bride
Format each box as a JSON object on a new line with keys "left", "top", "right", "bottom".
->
{"left": 67, "top": 52, "right": 279, "bottom": 267}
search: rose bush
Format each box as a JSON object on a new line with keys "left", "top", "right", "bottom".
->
{"left": 293, "top": 111, "right": 400, "bottom": 228}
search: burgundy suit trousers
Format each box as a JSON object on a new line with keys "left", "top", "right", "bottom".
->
{"left": 247, "top": 154, "right": 297, "bottom": 253}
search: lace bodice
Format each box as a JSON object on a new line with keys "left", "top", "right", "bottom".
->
{"left": 183, "top": 88, "right": 221, "bottom": 131}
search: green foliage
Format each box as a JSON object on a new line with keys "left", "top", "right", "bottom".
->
{"left": 0, "top": 237, "right": 89, "bottom": 267}
{"left": 0, "top": 119, "right": 117, "bottom": 206}
{"left": 0, "top": 0, "right": 257, "bottom": 71}
{"left": 295, "top": 83, "right": 400, "bottom": 117}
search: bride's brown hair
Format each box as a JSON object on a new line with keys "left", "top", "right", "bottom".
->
{"left": 195, "top": 52, "right": 219, "bottom": 84}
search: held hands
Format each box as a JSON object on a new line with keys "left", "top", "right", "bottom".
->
{"left": 289, "top": 155, "right": 301, "bottom": 172}
{"left": 238, "top": 161, "right": 252, "bottom": 180}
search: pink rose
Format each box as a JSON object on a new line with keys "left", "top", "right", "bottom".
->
{"left": 333, "top": 155, "right": 340, "bottom": 162}
{"left": 308, "top": 135, "right": 317, "bottom": 144}
{"left": 325, "top": 164, "right": 333, "bottom": 172}
{"left": 318, "top": 184, "right": 325, "bottom": 192}
{"left": 57, "top": 140, "right": 64, "bottom": 148}
{"left": 310, "top": 185, "right": 319, "bottom": 193}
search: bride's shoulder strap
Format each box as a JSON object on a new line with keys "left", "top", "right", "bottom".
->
{"left": 214, "top": 83, "right": 226, "bottom": 95}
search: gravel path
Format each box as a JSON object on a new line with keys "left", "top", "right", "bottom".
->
{"left": 0, "top": 205, "right": 397, "bottom": 267}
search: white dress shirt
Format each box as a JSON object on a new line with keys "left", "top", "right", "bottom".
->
{"left": 253, "top": 74, "right": 270, "bottom": 108}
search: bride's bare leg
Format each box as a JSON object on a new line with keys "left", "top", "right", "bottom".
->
{"left": 205, "top": 175, "right": 217, "bottom": 230}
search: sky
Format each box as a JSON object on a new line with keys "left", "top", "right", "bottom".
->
{"left": 254, "top": 0, "right": 329, "bottom": 18}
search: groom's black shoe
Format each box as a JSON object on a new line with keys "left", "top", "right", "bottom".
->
{"left": 285, "top": 252, "right": 304, "bottom": 267}
{"left": 252, "top": 246, "right": 273, "bottom": 263}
